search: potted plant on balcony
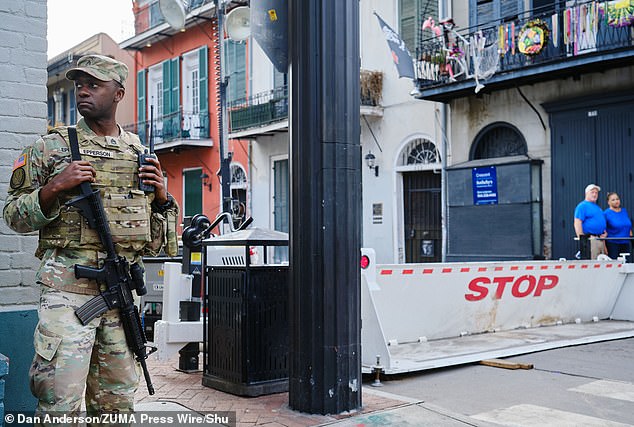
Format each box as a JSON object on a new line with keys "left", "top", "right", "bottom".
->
{"left": 360, "top": 70, "right": 383, "bottom": 107}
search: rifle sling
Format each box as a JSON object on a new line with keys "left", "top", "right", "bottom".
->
{"left": 68, "top": 126, "right": 82, "bottom": 161}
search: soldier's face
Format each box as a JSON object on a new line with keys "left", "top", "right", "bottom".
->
{"left": 73, "top": 73, "right": 124, "bottom": 119}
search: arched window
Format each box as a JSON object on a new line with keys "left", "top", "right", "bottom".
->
{"left": 470, "top": 122, "right": 527, "bottom": 160}
{"left": 230, "top": 163, "right": 247, "bottom": 189}
{"left": 398, "top": 138, "right": 440, "bottom": 167}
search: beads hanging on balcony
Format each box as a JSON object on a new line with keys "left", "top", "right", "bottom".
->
{"left": 517, "top": 19, "right": 551, "bottom": 56}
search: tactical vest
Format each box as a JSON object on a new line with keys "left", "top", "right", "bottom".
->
{"left": 38, "top": 126, "right": 153, "bottom": 254}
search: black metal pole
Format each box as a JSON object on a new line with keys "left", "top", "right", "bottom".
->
{"left": 215, "top": 0, "right": 232, "bottom": 215}
{"left": 288, "top": 0, "right": 362, "bottom": 414}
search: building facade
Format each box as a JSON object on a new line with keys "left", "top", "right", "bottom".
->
{"left": 232, "top": 0, "right": 443, "bottom": 264}
{"left": 121, "top": 0, "right": 250, "bottom": 232}
{"left": 413, "top": 0, "right": 634, "bottom": 260}
{"left": 47, "top": 33, "right": 136, "bottom": 129}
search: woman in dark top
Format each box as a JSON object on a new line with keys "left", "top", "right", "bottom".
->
{"left": 604, "top": 192, "right": 633, "bottom": 261}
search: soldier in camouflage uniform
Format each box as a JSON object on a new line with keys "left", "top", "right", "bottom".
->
{"left": 3, "top": 55, "right": 179, "bottom": 419}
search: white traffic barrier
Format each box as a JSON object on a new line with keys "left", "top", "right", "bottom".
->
{"left": 153, "top": 262, "right": 202, "bottom": 361}
{"left": 360, "top": 249, "right": 634, "bottom": 374}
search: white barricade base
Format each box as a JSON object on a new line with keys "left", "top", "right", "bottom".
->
{"left": 153, "top": 320, "right": 203, "bottom": 362}
{"left": 360, "top": 253, "right": 634, "bottom": 374}
{"left": 363, "top": 320, "right": 634, "bottom": 374}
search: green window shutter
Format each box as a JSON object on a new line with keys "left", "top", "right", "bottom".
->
{"left": 170, "top": 57, "right": 179, "bottom": 114}
{"left": 224, "top": 40, "right": 246, "bottom": 103}
{"left": 137, "top": 69, "right": 146, "bottom": 121}
{"left": 162, "top": 60, "right": 171, "bottom": 116}
{"left": 137, "top": 69, "right": 146, "bottom": 144}
{"left": 400, "top": 0, "right": 416, "bottom": 55}
{"left": 183, "top": 169, "right": 203, "bottom": 217}
{"left": 198, "top": 45, "right": 208, "bottom": 112}
{"left": 401, "top": 0, "right": 439, "bottom": 54}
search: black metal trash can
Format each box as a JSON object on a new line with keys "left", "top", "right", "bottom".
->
{"left": 202, "top": 228, "right": 289, "bottom": 396}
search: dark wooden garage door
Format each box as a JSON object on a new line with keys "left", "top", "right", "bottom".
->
{"left": 550, "top": 98, "right": 634, "bottom": 259}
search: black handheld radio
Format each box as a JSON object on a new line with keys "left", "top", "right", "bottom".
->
{"left": 138, "top": 105, "right": 157, "bottom": 193}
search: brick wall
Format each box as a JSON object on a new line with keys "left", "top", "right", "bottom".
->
{"left": 0, "top": 0, "right": 47, "bottom": 309}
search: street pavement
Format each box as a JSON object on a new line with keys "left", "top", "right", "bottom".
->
{"left": 136, "top": 337, "right": 634, "bottom": 426}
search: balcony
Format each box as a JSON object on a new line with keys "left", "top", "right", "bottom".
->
{"left": 124, "top": 109, "right": 212, "bottom": 152}
{"left": 122, "top": 0, "right": 215, "bottom": 49}
{"left": 228, "top": 70, "right": 385, "bottom": 138}
{"left": 133, "top": 0, "right": 212, "bottom": 34}
{"left": 228, "top": 85, "right": 289, "bottom": 138}
{"left": 413, "top": 0, "right": 634, "bottom": 102}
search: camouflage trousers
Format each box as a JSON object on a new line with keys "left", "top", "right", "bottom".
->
{"left": 30, "top": 285, "right": 140, "bottom": 423}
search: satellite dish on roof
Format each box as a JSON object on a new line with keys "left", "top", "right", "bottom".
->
{"left": 159, "top": 0, "right": 186, "bottom": 30}
{"left": 225, "top": 6, "right": 250, "bottom": 42}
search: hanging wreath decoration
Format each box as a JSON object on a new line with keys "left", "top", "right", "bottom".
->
{"left": 517, "top": 19, "right": 550, "bottom": 56}
{"left": 606, "top": 0, "right": 634, "bottom": 27}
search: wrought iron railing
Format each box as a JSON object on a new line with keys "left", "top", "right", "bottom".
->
{"left": 228, "top": 69, "right": 385, "bottom": 132}
{"left": 228, "top": 85, "right": 289, "bottom": 132}
{"left": 124, "top": 109, "right": 210, "bottom": 147}
{"left": 415, "top": 0, "right": 634, "bottom": 89}
{"left": 134, "top": 0, "right": 212, "bottom": 34}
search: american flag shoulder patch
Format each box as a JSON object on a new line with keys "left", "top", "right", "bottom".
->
{"left": 13, "top": 153, "right": 27, "bottom": 171}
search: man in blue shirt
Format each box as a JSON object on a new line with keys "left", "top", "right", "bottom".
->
{"left": 574, "top": 184, "right": 607, "bottom": 259}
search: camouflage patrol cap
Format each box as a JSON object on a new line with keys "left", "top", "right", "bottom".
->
{"left": 66, "top": 54, "right": 128, "bottom": 86}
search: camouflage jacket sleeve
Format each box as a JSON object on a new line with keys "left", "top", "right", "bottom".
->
{"left": 144, "top": 196, "right": 180, "bottom": 257}
{"left": 3, "top": 137, "right": 64, "bottom": 233}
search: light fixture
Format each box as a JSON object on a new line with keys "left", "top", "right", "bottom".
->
{"left": 365, "top": 151, "right": 379, "bottom": 177}
{"left": 201, "top": 173, "right": 212, "bottom": 191}
{"left": 145, "top": 41, "right": 152, "bottom": 48}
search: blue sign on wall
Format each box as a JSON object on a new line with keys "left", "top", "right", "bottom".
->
{"left": 472, "top": 166, "right": 498, "bottom": 205}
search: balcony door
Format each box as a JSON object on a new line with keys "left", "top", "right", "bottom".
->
{"left": 147, "top": 64, "right": 164, "bottom": 144}
{"left": 182, "top": 46, "right": 209, "bottom": 140}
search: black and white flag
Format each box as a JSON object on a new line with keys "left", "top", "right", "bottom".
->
{"left": 375, "top": 12, "right": 415, "bottom": 79}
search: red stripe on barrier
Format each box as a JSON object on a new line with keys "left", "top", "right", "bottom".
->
{"left": 594, "top": 264, "right": 601, "bottom": 268}
{"left": 581, "top": 264, "right": 588, "bottom": 269}
{"left": 442, "top": 267, "right": 452, "bottom": 273}
{"left": 402, "top": 269, "right": 413, "bottom": 275}
{"left": 540, "top": 265, "right": 549, "bottom": 270}
{"left": 554, "top": 265, "right": 562, "bottom": 269}
{"left": 607, "top": 264, "right": 613, "bottom": 268}
{"left": 423, "top": 268, "right": 434, "bottom": 274}
{"left": 568, "top": 265, "right": 575, "bottom": 269}
{"left": 526, "top": 265, "right": 534, "bottom": 270}
{"left": 478, "top": 267, "right": 487, "bottom": 272}
{"left": 510, "top": 266, "right": 519, "bottom": 271}
{"left": 460, "top": 267, "right": 470, "bottom": 273}
{"left": 494, "top": 266, "right": 503, "bottom": 271}
{"left": 380, "top": 270, "right": 393, "bottom": 275}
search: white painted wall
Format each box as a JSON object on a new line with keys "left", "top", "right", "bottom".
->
{"left": 360, "top": 0, "right": 441, "bottom": 263}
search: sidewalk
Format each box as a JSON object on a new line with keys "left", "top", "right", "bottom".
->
{"left": 135, "top": 355, "right": 412, "bottom": 426}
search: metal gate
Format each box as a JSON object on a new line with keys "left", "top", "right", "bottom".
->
{"left": 550, "top": 97, "right": 634, "bottom": 259}
{"left": 403, "top": 171, "right": 441, "bottom": 262}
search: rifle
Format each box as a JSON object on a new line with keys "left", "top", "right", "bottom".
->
{"left": 65, "top": 127, "right": 157, "bottom": 395}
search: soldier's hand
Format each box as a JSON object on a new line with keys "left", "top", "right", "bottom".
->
{"left": 139, "top": 156, "right": 167, "bottom": 203}
{"left": 39, "top": 160, "right": 96, "bottom": 215}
